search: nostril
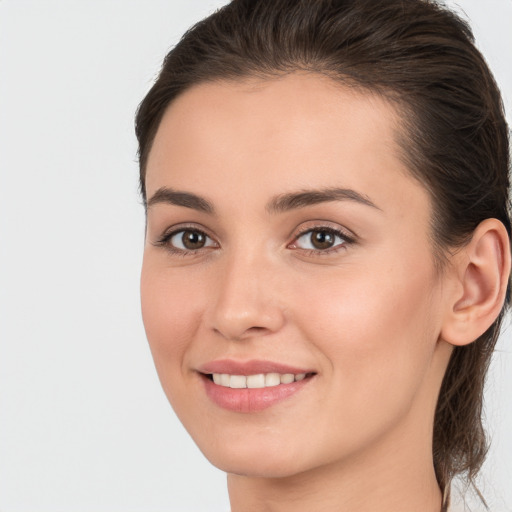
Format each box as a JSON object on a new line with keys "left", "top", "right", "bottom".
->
{"left": 213, "top": 325, "right": 273, "bottom": 341}
{"left": 247, "top": 326, "right": 268, "bottom": 333}
{"left": 210, "top": 299, "right": 286, "bottom": 341}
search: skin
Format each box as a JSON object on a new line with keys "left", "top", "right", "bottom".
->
{"left": 140, "top": 73, "right": 485, "bottom": 512}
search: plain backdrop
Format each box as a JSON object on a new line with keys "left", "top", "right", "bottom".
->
{"left": 0, "top": 1, "right": 511, "bottom": 511}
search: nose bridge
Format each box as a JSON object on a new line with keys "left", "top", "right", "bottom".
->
{"left": 209, "top": 243, "right": 285, "bottom": 340}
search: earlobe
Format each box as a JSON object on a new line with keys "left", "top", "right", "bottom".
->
{"left": 441, "top": 219, "right": 511, "bottom": 347}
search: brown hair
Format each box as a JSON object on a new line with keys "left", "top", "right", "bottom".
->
{"left": 135, "top": 0, "right": 511, "bottom": 508}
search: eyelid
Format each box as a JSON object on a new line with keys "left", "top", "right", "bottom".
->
{"left": 153, "top": 223, "right": 219, "bottom": 253}
{"left": 287, "top": 222, "right": 356, "bottom": 253}
{"left": 169, "top": 230, "right": 217, "bottom": 250}
{"left": 152, "top": 220, "right": 356, "bottom": 256}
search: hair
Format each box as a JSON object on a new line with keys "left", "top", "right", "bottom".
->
{"left": 135, "top": 0, "right": 511, "bottom": 508}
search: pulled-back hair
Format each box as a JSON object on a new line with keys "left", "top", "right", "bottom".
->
{"left": 135, "top": 0, "right": 511, "bottom": 508}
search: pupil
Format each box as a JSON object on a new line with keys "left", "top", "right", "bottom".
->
{"left": 182, "top": 231, "right": 205, "bottom": 250}
{"left": 312, "top": 230, "right": 334, "bottom": 249}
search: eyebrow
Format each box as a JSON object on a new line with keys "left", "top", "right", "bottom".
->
{"left": 146, "top": 187, "right": 215, "bottom": 214}
{"left": 266, "top": 187, "right": 380, "bottom": 213}
{"left": 146, "top": 186, "right": 380, "bottom": 214}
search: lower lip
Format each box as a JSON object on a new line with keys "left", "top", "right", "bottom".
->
{"left": 201, "top": 374, "right": 313, "bottom": 413}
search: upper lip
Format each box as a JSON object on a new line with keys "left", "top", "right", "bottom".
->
{"left": 198, "top": 359, "right": 314, "bottom": 376}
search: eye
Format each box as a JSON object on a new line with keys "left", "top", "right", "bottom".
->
{"left": 291, "top": 227, "right": 350, "bottom": 252}
{"left": 158, "top": 228, "right": 217, "bottom": 253}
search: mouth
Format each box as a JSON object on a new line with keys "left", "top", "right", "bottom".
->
{"left": 204, "top": 371, "right": 314, "bottom": 388}
{"left": 197, "top": 360, "right": 316, "bottom": 413}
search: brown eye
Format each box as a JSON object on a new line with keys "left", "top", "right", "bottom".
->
{"left": 293, "top": 228, "right": 348, "bottom": 252}
{"left": 181, "top": 230, "right": 206, "bottom": 249}
{"left": 310, "top": 230, "right": 335, "bottom": 249}
{"left": 167, "top": 229, "right": 216, "bottom": 252}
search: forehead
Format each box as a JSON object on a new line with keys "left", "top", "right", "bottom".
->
{"left": 148, "top": 73, "right": 403, "bottom": 173}
{"left": 145, "top": 73, "right": 429, "bottom": 221}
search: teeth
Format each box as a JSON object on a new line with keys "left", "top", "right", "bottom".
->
{"left": 280, "top": 373, "right": 294, "bottom": 384}
{"left": 229, "top": 375, "right": 246, "bottom": 389}
{"left": 247, "top": 374, "right": 265, "bottom": 388}
{"left": 265, "top": 373, "right": 280, "bottom": 387}
{"left": 210, "top": 372, "right": 309, "bottom": 389}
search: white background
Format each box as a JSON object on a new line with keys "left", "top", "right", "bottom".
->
{"left": 0, "top": 1, "right": 510, "bottom": 511}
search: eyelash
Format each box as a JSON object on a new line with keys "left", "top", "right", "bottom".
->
{"left": 290, "top": 226, "right": 355, "bottom": 256}
{"left": 154, "top": 224, "right": 355, "bottom": 257}
{"left": 154, "top": 225, "right": 216, "bottom": 257}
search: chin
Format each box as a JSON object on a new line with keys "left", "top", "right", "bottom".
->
{"left": 209, "top": 454, "right": 308, "bottom": 479}
{"left": 194, "top": 434, "right": 312, "bottom": 478}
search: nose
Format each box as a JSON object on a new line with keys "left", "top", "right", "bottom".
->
{"left": 208, "top": 252, "right": 286, "bottom": 341}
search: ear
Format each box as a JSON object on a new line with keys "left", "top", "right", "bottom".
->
{"left": 441, "top": 218, "right": 511, "bottom": 347}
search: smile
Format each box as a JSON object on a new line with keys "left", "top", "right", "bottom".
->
{"left": 211, "top": 372, "right": 307, "bottom": 388}
{"left": 198, "top": 360, "right": 316, "bottom": 412}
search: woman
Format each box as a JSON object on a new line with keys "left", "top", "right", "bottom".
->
{"left": 135, "top": 1, "right": 511, "bottom": 510}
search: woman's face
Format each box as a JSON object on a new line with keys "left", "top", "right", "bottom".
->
{"left": 141, "top": 74, "right": 453, "bottom": 477}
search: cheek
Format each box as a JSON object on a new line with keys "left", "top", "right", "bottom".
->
{"left": 140, "top": 258, "right": 207, "bottom": 373}
{"left": 293, "top": 255, "right": 441, "bottom": 424}
{"left": 298, "top": 254, "right": 437, "bottom": 340}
